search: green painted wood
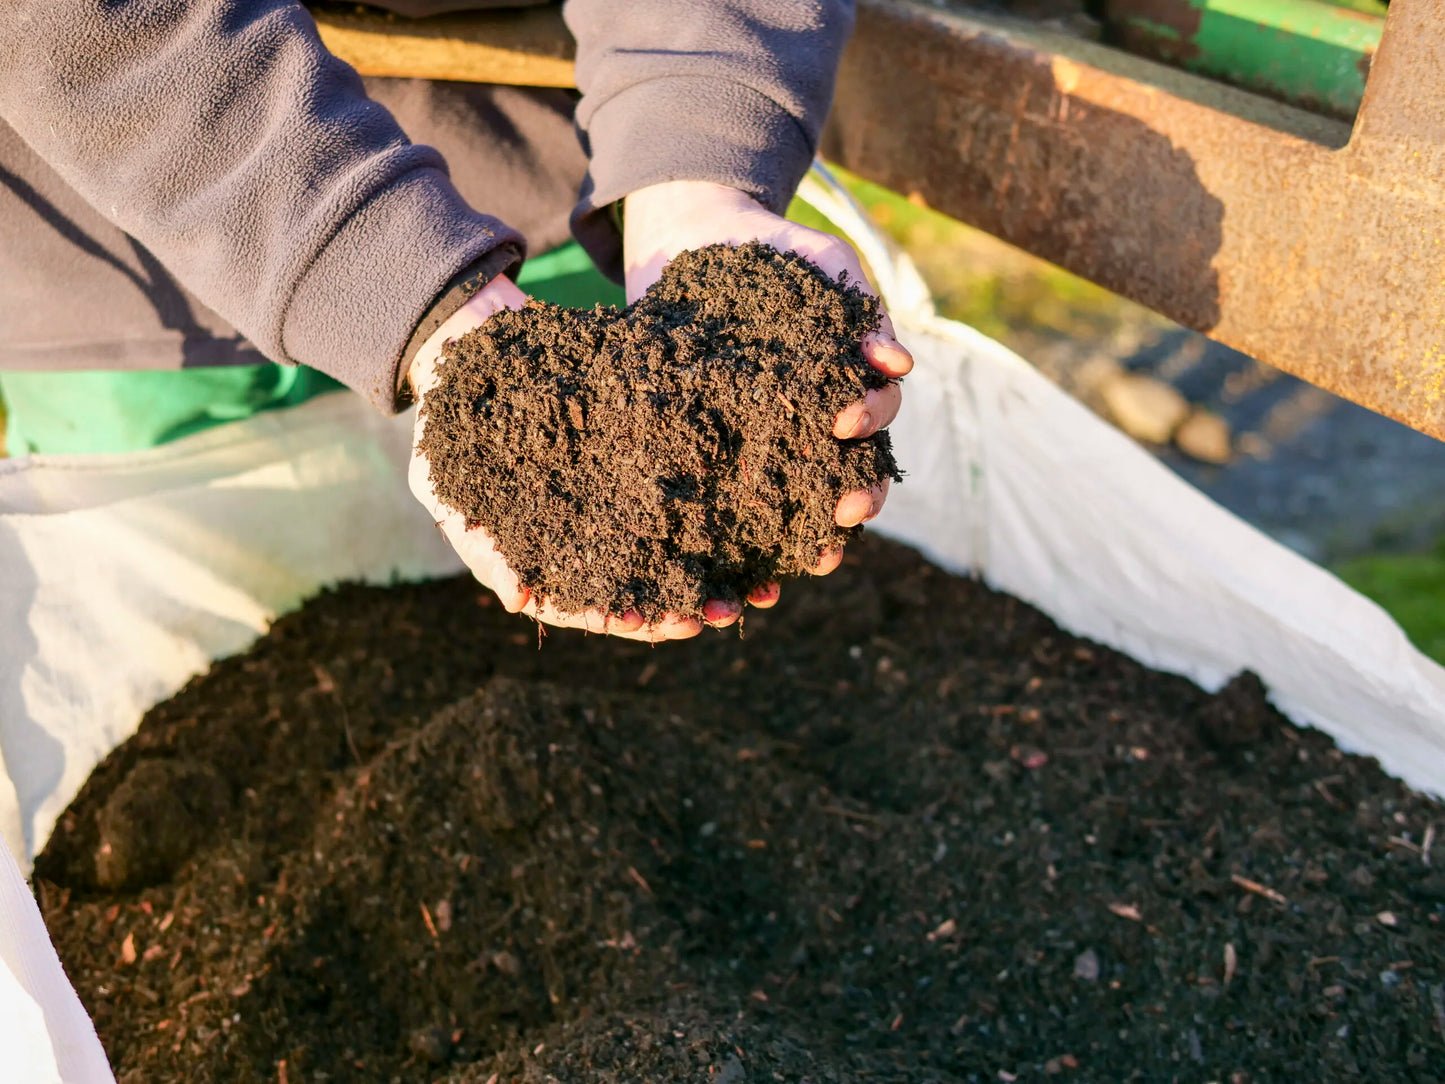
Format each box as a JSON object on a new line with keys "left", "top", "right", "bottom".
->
{"left": 1106, "top": 0, "right": 1384, "bottom": 118}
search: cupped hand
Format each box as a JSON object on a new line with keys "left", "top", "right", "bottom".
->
{"left": 406, "top": 274, "right": 736, "bottom": 641}
{"left": 624, "top": 180, "right": 914, "bottom": 593}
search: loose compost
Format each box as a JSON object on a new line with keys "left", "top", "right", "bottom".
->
{"left": 417, "top": 241, "right": 900, "bottom": 620}
{"left": 36, "top": 536, "right": 1443, "bottom": 1083}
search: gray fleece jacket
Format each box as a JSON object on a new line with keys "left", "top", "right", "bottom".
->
{"left": 0, "top": 1, "right": 852, "bottom": 410}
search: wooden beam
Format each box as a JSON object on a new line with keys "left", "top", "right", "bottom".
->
{"left": 311, "top": 5, "right": 576, "bottom": 87}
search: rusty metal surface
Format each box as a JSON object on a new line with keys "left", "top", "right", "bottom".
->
{"left": 299, "top": 0, "right": 1444, "bottom": 440}
{"left": 823, "top": 0, "right": 1445, "bottom": 440}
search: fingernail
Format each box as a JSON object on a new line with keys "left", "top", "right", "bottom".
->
{"left": 703, "top": 599, "right": 741, "bottom": 626}
{"left": 867, "top": 335, "right": 914, "bottom": 375}
{"left": 852, "top": 411, "right": 874, "bottom": 438}
{"left": 747, "top": 583, "right": 780, "bottom": 606}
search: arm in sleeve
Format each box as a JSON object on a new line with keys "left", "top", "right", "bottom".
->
{"left": 563, "top": 0, "right": 854, "bottom": 279}
{"left": 0, "top": 0, "right": 524, "bottom": 411}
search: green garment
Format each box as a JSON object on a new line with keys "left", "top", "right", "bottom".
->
{"left": 0, "top": 241, "right": 623, "bottom": 456}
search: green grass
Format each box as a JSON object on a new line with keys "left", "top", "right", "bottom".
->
{"left": 1336, "top": 545, "right": 1445, "bottom": 664}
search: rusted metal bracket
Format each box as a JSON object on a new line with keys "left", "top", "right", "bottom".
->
{"left": 823, "top": 0, "right": 1445, "bottom": 439}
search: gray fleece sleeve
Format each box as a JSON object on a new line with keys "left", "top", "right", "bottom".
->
{"left": 565, "top": 0, "right": 854, "bottom": 280}
{"left": 0, "top": 0, "right": 524, "bottom": 411}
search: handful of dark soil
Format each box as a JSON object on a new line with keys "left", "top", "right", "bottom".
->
{"left": 418, "top": 241, "right": 901, "bottom": 620}
{"left": 37, "top": 536, "right": 1445, "bottom": 1083}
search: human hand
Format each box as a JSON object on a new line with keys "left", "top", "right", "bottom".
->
{"left": 407, "top": 274, "right": 736, "bottom": 640}
{"left": 623, "top": 179, "right": 914, "bottom": 585}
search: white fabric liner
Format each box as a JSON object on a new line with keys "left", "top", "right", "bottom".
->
{"left": 3, "top": 178, "right": 1443, "bottom": 1079}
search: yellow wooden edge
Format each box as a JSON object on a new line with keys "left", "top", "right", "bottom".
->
{"left": 314, "top": 13, "right": 577, "bottom": 88}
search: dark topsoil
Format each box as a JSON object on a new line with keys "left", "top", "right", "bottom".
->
{"left": 418, "top": 242, "right": 899, "bottom": 620}
{"left": 36, "top": 536, "right": 1444, "bottom": 1084}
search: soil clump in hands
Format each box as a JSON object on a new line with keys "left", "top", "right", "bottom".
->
{"left": 418, "top": 241, "right": 901, "bottom": 620}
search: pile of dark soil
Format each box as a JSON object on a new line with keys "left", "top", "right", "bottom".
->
{"left": 418, "top": 242, "right": 900, "bottom": 620}
{"left": 37, "top": 536, "right": 1444, "bottom": 1083}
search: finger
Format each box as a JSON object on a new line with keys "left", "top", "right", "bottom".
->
{"left": 521, "top": 596, "right": 645, "bottom": 639}
{"left": 609, "top": 610, "right": 646, "bottom": 634}
{"left": 838, "top": 479, "right": 890, "bottom": 528}
{"left": 519, "top": 594, "right": 588, "bottom": 631}
{"left": 862, "top": 314, "right": 914, "bottom": 378}
{"left": 834, "top": 488, "right": 874, "bottom": 528}
{"left": 867, "top": 479, "right": 890, "bottom": 522}
{"left": 702, "top": 598, "right": 743, "bottom": 628}
{"left": 603, "top": 615, "right": 704, "bottom": 643}
{"left": 480, "top": 551, "right": 530, "bottom": 613}
{"left": 522, "top": 594, "right": 704, "bottom": 643}
{"left": 647, "top": 612, "right": 706, "bottom": 641}
{"left": 832, "top": 383, "right": 902, "bottom": 439}
{"left": 585, "top": 618, "right": 676, "bottom": 644}
{"left": 747, "top": 582, "right": 781, "bottom": 609}
{"left": 495, "top": 577, "right": 531, "bottom": 614}
{"left": 809, "top": 546, "right": 845, "bottom": 576}
{"left": 616, "top": 622, "right": 696, "bottom": 643}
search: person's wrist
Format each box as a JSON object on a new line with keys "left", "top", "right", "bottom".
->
{"left": 407, "top": 274, "right": 528, "bottom": 398}
{"left": 622, "top": 182, "right": 769, "bottom": 301}
{"left": 623, "top": 181, "right": 759, "bottom": 237}
{"left": 623, "top": 179, "right": 755, "bottom": 211}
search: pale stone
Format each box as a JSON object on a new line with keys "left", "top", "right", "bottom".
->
{"left": 1070, "top": 354, "right": 1124, "bottom": 407}
{"left": 1175, "top": 409, "right": 1233, "bottom": 465}
{"left": 1100, "top": 373, "right": 1190, "bottom": 444}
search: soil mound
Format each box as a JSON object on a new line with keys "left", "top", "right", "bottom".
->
{"left": 36, "top": 536, "right": 1444, "bottom": 1083}
{"left": 417, "top": 242, "right": 900, "bottom": 620}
